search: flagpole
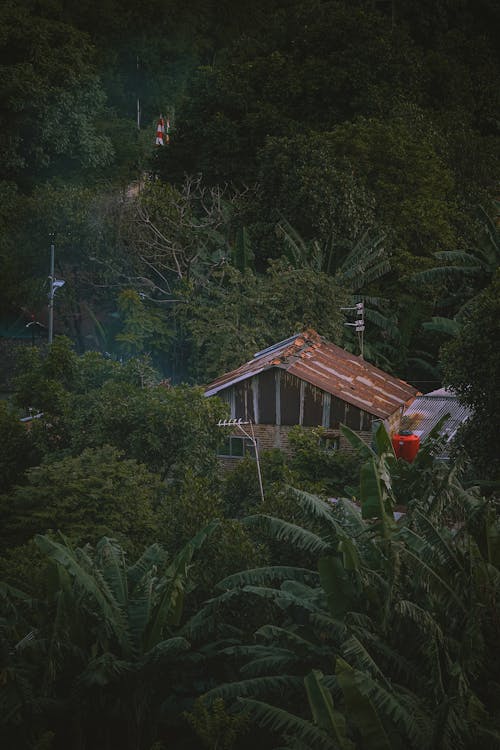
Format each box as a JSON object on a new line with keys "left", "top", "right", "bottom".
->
{"left": 48, "top": 234, "right": 55, "bottom": 344}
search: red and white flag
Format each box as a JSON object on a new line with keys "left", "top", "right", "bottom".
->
{"left": 155, "top": 116, "right": 165, "bottom": 146}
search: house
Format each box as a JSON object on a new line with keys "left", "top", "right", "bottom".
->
{"left": 204, "top": 329, "right": 419, "bottom": 463}
{"left": 401, "top": 387, "right": 471, "bottom": 460}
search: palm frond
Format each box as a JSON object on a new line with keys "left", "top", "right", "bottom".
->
{"left": 127, "top": 581, "right": 154, "bottom": 650}
{"left": 309, "top": 612, "right": 350, "bottom": 646}
{"left": 318, "top": 554, "right": 358, "bottom": 621}
{"left": 399, "top": 546, "right": 467, "bottom": 614}
{"left": 239, "top": 697, "right": 339, "bottom": 750}
{"left": 217, "top": 566, "right": 319, "bottom": 592}
{"left": 339, "top": 425, "right": 374, "bottom": 460}
{"left": 95, "top": 538, "right": 128, "bottom": 608}
{"left": 433, "top": 250, "right": 482, "bottom": 266}
{"left": 341, "top": 636, "right": 391, "bottom": 691}
{"left": 288, "top": 486, "right": 338, "bottom": 524}
{"left": 77, "top": 652, "right": 133, "bottom": 688}
{"left": 203, "top": 675, "right": 303, "bottom": 702}
{"left": 240, "top": 584, "right": 323, "bottom": 614}
{"left": 335, "top": 657, "right": 392, "bottom": 750}
{"left": 364, "top": 309, "right": 401, "bottom": 340}
{"left": 422, "top": 317, "right": 460, "bottom": 337}
{"left": 276, "top": 219, "right": 311, "bottom": 268}
{"left": 35, "top": 534, "right": 132, "bottom": 655}
{"left": 351, "top": 260, "right": 392, "bottom": 288}
{"left": 184, "top": 589, "right": 243, "bottom": 641}
{"left": 0, "top": 582, "right": 35, "bottom": 603}
{"left": 350, "top": 627, "right": 418, "bottom": 685}
{"left": 127, "top": 543, "right": 167, "bottom": 593}
{"left": 411, "top": 510, "right": 465, "bottom": 573}
{"left": 243, "top": 515, "right": 331, "bottom": 555}
{"left": 332, "top": 499, "right": 367, "bottom": 538}
{"left": 305, "top": 669, "right": 356, "bottom": 750}
{"left": 356, "top": 670, "right": 432, "bottom": 750}
{"left": 240, "top": 653, "right": 302, "bottom": 678}
{"left": 255, "top": 625, "right": 326, "bottom": 656}
{"left": 144, "top": 520, "right": 219, "bottom": 650}
{"left": 140, "top": 636, "right": 190, "bottom": 665}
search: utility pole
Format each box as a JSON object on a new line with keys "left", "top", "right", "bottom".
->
{"left": 48, "top": 233, "right": 55, "bottom": 344}
{"left": 47, "top": 234, "right": 65, "bottom": 345}
{"left": 136, "top": 56, "right": 141, "bottom": 130}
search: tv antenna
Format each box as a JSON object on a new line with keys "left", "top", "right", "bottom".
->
{"left": 341, "top": 301, "right": 365, "bottom": 358}
{"left": 217, "top": 418, "right": 265, "bottom": 503}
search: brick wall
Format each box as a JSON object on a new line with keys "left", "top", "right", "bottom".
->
{"left": 218, "top": 424, "right": 373, "bottom": 469}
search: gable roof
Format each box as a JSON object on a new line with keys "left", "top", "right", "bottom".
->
{"left": 402, "top": 388, "right": 471, "bottom": 452}
{"left": 205, "top": 329, "right": 419, "bottom": 419}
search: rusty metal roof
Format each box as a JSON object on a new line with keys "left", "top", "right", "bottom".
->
{"left": 402, "top": 388, "right": 471, "bottom": 456}
{"left": 205, "top": 329, "right": 419, "bottom": 419}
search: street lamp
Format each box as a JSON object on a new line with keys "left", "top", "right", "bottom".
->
{"left": 47, "top": 234, "right": 65, "bottom": 344}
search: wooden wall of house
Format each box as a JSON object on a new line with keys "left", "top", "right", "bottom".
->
{"left": 221, "top": 368, "right": 376, "bottom": 432}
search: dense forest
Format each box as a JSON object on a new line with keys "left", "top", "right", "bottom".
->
{"left": 1, "top": 1, "right": 499, "bottom": 748}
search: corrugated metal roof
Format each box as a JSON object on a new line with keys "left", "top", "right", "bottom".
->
{"left": 402, "top": 388, "right": 471, "bottom": 455}
{"left": 205, "top": 329, "right": 419, "bottom": 419}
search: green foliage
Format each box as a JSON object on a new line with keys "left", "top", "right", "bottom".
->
{"left": 441, "top": 274, "right": 500, "bottom": 479}
{"left": 222, "top": 450, "right": 288, "bottom": 517}
{"left": 287, "top": 426, "right": 361, "bottom": 496}
{"left": 116, "top": 289, "right": 173, "bottom": 357}
{"left": 185, "top": 697, "right": 249, "bottom": 749}
{"left": 10, "top": 338, "right": 227, "bottom": 481}
{"left": 0, "top": 402, "right": 39, "bottom": 492}
{"left": 0, "top": 526, "right": 218, "bottom": 749}
{"left": 304, "top": 669, "right": 355, "bottom": 750}
{"left": 13, "top": 336, "right": 78, "bottom": 413}
{"left": 176, "top": 260, "right": 350, "bottom": 381}
{"left": 189, "top": 447, "right": 500, "bottom": 750}
{"left": 171, "top": 2, "right": 421, "bottom": 184}
{"left": 321, "top": 115, "right": 458, "bottom": 255}
{"left": 69, "top": 381, "right": 226, "bottom": 480}
{"left": 0, "top": 2, "right": 113, "bottom": 184}
{"left": 0, "top": 445, "right": 160, "bottom": 552}
{"left": 256, "top": 135, "right": 377, "bottom": 255}
{"left": 0, "top": 538, "right": 48, "bottom": 596}
{"left": 1, "top": 2, "right": 499, "bottom": 746}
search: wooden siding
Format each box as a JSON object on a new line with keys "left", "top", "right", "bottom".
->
{"left": 225, "top": 368, "right": 376, "bottom": 435}
{"left": 234, "top": 379, "right": 255, "bottom": 421}
{"left": 330, "top": 395, "right": 346, "bottom": 428}
{"left": 280, "top": 370, "right": 301, "bottom": 425}
{"left": 258, "top": 369, "right": 276, "bottom": 423}
{"left": 303, "top": 381, "right": 324, "bottom": 427}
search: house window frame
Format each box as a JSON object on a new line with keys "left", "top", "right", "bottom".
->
{"left": 218, "top": 435, "right": 256, "bottom": 458}
{"left": 319, "top": 432, "right": 340, "bottom": 452}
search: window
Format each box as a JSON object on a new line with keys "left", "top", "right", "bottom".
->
{"left": 319, "top": 435, "right": 340, "bottom": 452}
{"left": 218, "top": 436, "right": 256, "bottom": 458}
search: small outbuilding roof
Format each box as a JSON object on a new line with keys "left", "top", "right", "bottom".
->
{"left": 205, "top": 329, "right": 419, "bottom": 419}
{"left": 402, "top": 388, "right": 471, "bottom": 454}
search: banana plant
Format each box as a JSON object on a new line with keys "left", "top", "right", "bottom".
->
{"left": 190, "top": 454, "right": 500, "bottom": 750}
{"left": 340, "top": 422, "right": 397, "bottom": 540}
{"left": 1, "top": 523, "right": 219, "bottom": 750}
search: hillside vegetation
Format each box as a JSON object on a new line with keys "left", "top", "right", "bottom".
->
{"left": 0, "top": 2, "right": 499, "bottom": 748}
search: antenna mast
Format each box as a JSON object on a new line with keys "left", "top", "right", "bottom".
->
{"left": 341, "top": 301, "right": 365, "bottom": 358}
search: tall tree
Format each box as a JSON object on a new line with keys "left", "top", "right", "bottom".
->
{"left": 440, "top": 273, "right": 500, "bottom": 479}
